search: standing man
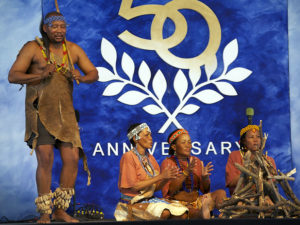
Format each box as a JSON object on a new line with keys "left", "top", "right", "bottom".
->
{"left": 8, "top": 11, "right": 98, "bottom": 223}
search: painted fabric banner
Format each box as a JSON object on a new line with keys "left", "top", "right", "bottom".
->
{"left": 42, "top": 0, "right": 290, "bottom": 218}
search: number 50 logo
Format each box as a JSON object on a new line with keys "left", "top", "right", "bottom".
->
{"left": 118, "top": 0, "right": 221, "bottom": 72}
{"left": 97, "top": 0, "right": 252, "bottom": 133}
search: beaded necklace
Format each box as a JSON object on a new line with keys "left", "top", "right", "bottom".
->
{"left": 172, "top": 155, "right": 194, "bottom": 192}
{"left": 39, "top": 41, "right": 69, "bottom": 75}
{"left": 132, "top": 147, "right": 155, "bottom": 178}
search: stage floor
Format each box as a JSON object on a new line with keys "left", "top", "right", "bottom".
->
{"left": 3, "top": 218, "right": 300, "bottom": 225}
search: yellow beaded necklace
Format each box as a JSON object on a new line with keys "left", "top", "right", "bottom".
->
{"left": 40, "top": 41, "right": 69, "bottom": 74}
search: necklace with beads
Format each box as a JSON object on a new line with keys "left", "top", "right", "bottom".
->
{"left": 39, "top": 41, "right": 69, "bottom": 75}
{"left": 132, "top": 147, "right": 155, "bottom": 178}
{"left": 172, "top": 155, "right": 194, "bottom": 192}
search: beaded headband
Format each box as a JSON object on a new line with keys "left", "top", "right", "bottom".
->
{"left": 44, "top": 15, "right": 66, "bottom": 26}
{"left": 127, "top": 123, "right": 151, "bottom": 141}
{"left": 168, "top": 129, "right": 189, "bottom": 144}
{"left": 240, "top": 125, "right": 259, "bottom": 137}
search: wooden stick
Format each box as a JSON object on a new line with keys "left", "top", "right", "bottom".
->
{"left": 278, "top": 170, "right": 300, "bottom": 206}
{"left": 285, "top": 200, "right": 300, "bottom": 211}
{"left": 223, "top": 202, "right": 285, "bottom": 213}
{"left": 235, "top": 162, "right": 290, "bottom": 217}
{"left": 35, "top": 36, "right": 51, "bottom": 65}
{"left": 267, "top": 175, "right": 295, "bottom": 181}
{"left": 54, "top": 0, "right": 79, "bottom": 85}
{"left": 235, "top": 181, "right": 255, "bottom": 196}
{"left": 286, "top": 168, "right": 297, "bottom": 177}
{"left": 233, "top": 151, "right": 251, "bottom": 195}
{"left": 259, "top": 120, "right": 264, "bottom": 156}
{"left": 235, "top": 164, "right": 278, "bottom": 201}
{"left": 258, "top": 168, "right": 265, "bottom": 218}
{"left": 35, "top": 36, "right": 44, "bottom": 49}
{"left": 220, "top": 196, "right": 256, "bottom": 208}
{"left": 233, "top": 176, "right": 245, "bottom": 195}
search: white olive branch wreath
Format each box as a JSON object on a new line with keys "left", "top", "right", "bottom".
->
{"left": 97, "top": 38, "right": 252, "bottom": 133}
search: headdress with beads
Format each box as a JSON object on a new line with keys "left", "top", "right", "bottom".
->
{"left": 127, "top": 123, "right": 151, "bottom": 141}
{"left": 240, "top": 125, "right": 259, "bottom": 137}
{"left": 44, "top": 15, "right": 66, "bottom": 26}
{"left": 168, "top": 129, "right": 189, "bottom": 144}
{"left": 240, "top": 107, "right": 260, "bottom": 137}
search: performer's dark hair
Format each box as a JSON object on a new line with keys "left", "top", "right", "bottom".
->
{"left": 39, "top": 11, "right": 63, "bottom": 58}
{"left": 239, "top": 133, "right": 247, "bottom": 152}
{"left": 167, "top": 129, "right": 181, "bottom": 155}
{"left": 127, "top": 123, "right": 142, "bottom": 147}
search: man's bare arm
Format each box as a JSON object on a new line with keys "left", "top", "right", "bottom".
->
{"left": 8, "top": 41, "right": 54, "bottom": 84}
{"left": 70, "top": 42, "right": 99, "bottom": 84}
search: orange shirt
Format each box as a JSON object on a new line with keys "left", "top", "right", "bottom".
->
{"left": 225, "top": 150, "right": 276, "bottom": 195}
{"left": 160, "top": 156, "right": 209, "bottom": 198}
{"left": 118, "top": 150, "right": 160, "bottom": 197}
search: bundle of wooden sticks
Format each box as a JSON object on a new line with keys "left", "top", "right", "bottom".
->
{"left": 219, "top": 122, "right": 300, "bottom": 218}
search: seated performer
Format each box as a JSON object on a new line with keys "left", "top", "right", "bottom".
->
{"left": 114, "top": 123, "right": 188, "bottom": 221}
{"left": 225, "top": 124, "right": 277, "bottom": 196}
{"left": 161, "top": 129, "right": 226, "bottom": 219}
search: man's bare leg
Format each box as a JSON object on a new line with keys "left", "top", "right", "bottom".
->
{"left": 35, "top": 145, "right": 54, "bottom": 224}
{"left": 52, "top": 143, "right": 79, "bottom": 223}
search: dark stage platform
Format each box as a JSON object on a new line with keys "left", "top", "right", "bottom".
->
{"left": 2, "top": 218, "right": 300, "bottom": 225}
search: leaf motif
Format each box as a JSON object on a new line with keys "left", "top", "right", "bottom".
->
{"left": 153, "top": 70, "right": 167, "bottom": 100}
{"left": 143, "top": 104, "right": 163, "bottom": 115}
{"left": 189, "top": 67, "right": 201, "bottom": 88}
{"left": 138, "top": 61, "right": 151, "bottom": 88}
{"left": 174, "top": 70, "right": 188, "bottom": 101}
{"left": 101, "top": 38, "right": 117, "bottom": 68}
{"left": 103, "top": 82, "right": 126, "bottom": 96}
{"left": 180, "top": 104, "right": 200, "bottom": 115}
{"left": 225, "top": 67, "right": 252, "bottom": 82}
{"left": 121, "top": 52, "right": 135, "bottom": 81}
{"left": 205, "top": 55, "right": 217, "bottom": 80}
{"left": 118, "top": 90, "right": 149, "bottom": 105}
{"left": 97, "top": 67, "right": 115, "bottom": 82}
{"left": 214, "top": 81, "right": 238, "bottom": 96}
{"left": 223, "top": 39, "right": 238, "bottom": 70}
{"left": 193, "top": 89, "right": 224, "bottom": 104}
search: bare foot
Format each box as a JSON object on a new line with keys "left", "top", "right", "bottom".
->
{"left": 37, "top": 214, "right": 51, "bottom": 224}
{"left": 201, "top": 195, "right": 211, "bottom": 219}
{"left": 52, "top": 209, "right": 79, "bottom": 223}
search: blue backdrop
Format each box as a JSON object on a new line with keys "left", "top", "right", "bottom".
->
{"left": 1, "top": 0, "right": 298, "bottom": 221}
